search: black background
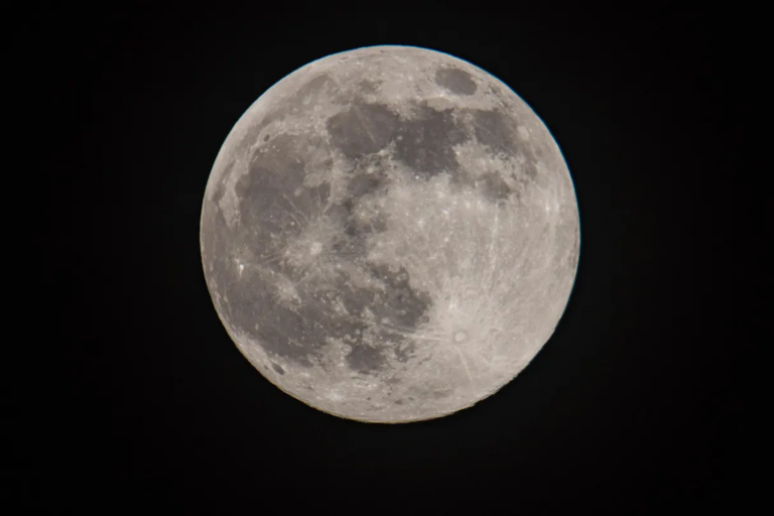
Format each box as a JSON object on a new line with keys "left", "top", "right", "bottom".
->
{"left": 16, "top": 2, "right": 735, "bottom": 513}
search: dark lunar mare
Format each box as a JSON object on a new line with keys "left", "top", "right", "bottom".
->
{"left": 393, "top": 103, "right": 469, "bottom": 178}
{"left": 203, "top": 85, "right": 547, "bottom": 376}
{"left": 466, "top": 107, "right": 539, "bottom": 180}
{"left": 326, "top": 96, "right": 540, "bottom": 205}
{"left": 203, "top": 130, "right": 435, "bottom": 374}
{"left": 434, "top": 67, "right": 478, "bottom": 96}
{"left": 326, "top": 101, "right": 398, "bottom": 159}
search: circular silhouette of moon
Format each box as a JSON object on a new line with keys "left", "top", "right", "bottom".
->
{"left": 200, "top": 45, "right": 580, "bottom": 423}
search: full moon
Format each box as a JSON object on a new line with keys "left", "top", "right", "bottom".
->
{"left": 200, "top": 46, "right": 580, "bottom": 423}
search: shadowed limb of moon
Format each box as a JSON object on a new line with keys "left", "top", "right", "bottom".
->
{"left": 200, "top": 45, "right": 580, "bottom": 423}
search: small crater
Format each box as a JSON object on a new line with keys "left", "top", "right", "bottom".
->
{"left": 272, "top": 363, "right": 285, "bottom": 375}
{"left": 264, "top": 134, "right": 270, "bottom": 142}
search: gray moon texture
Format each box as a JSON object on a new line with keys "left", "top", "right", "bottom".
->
{"left": 200, "top": 45, "right": 580, "bottom": 423}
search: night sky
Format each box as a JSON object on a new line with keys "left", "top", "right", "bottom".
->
{"left": 16, "top": 3, "right": 734, "bottom": 512}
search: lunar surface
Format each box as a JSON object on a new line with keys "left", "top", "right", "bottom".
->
{"left": 200, "top": 46, "right": 580, "bottom": 423}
